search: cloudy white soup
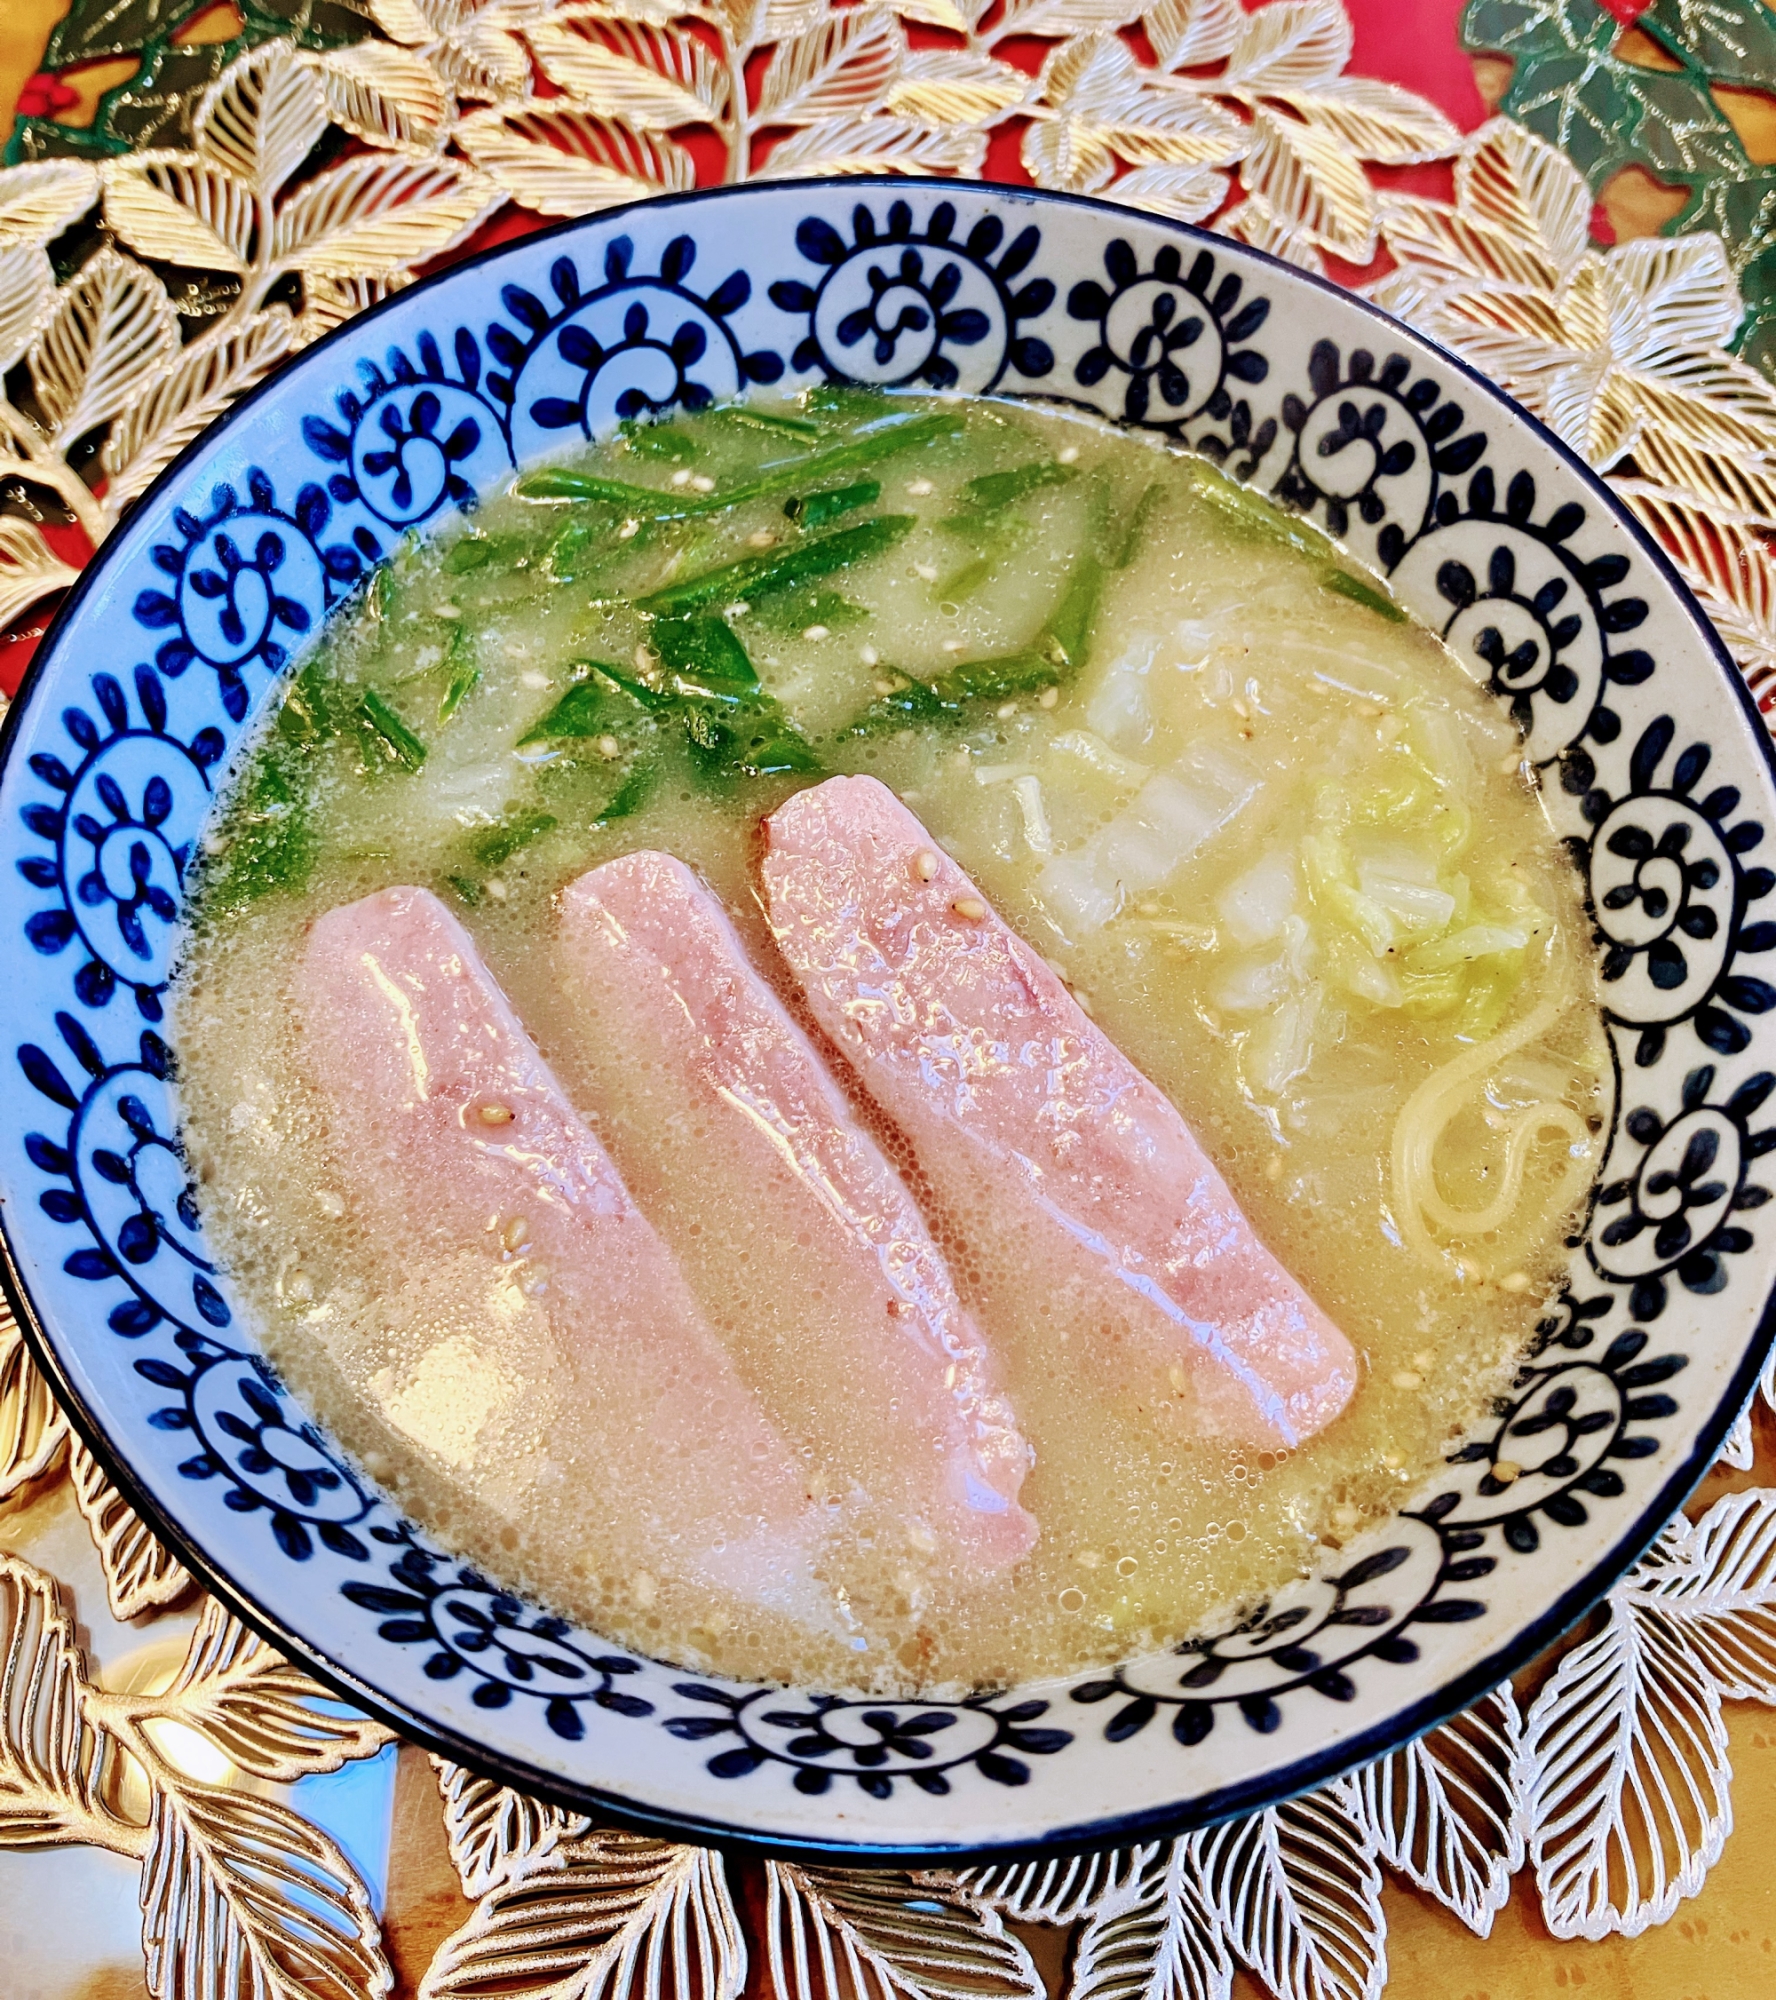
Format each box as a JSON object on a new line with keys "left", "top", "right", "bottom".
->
{"left": 175, "top": 390, "right": 1604, "bottom": 1694}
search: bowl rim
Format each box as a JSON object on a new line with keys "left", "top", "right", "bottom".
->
{"left": 4, "top": 173, "right": 1775, "bottom": 1865}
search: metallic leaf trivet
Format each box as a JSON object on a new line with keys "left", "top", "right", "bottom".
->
{"left": 3, "top": 6, "right": 1776, "bottom": 1994}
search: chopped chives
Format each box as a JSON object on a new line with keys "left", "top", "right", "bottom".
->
{"left": 358, "top": 689, "right": 427, "bottom": 772}
{"left": 440, "top": 663, "right": 480, "bottom": 720}
{"left": 1324, "top": 568, "right": 1407, "bottom": 622}
{"left": 637, "top": 515, "right": 913, "bottom": 616}
{"left": 470, "top": 808, "right": 557, "bottom": 869}
{"left": 785, "top": 479, "right": 881, "bottom": 529}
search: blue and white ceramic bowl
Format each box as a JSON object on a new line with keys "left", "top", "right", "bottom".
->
{"left": 2, "top": 180, "right": 1772, "bottom": 1863}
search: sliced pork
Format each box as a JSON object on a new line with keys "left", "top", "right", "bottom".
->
{"left": 295, "top": 885, "right": 820, "bottom": 1608}
{"left": 760, "top": 776, "right": 1360, "bottom": 1448}
{"left": 558, "top": 851, "right": 1037, "bottom": 1573}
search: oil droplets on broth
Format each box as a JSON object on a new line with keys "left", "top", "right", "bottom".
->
{"left": 172, "top": 389, "right": 1607, "bottom": 1694}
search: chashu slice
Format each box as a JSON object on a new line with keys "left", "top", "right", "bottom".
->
{"left": 760, "top": 776, "right": 1359, "bottom": 1449}
{"left": 559, "top": 850, "right": 1037, "bottom": 1575}
{"left": 295, "top": 884, "right": 820, "bottom": 1608}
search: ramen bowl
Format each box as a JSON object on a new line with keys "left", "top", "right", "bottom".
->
{"left": 2, "top": 179, "right": 1771, "bottom": 1863}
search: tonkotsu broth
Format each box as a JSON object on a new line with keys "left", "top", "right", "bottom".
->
{"left": 174, "top": 390, "right": 1606, "bottom": 1694}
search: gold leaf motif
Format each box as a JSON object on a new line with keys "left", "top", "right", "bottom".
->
{"left": 1603, "top": 235, "right": 1744, "bottom": 355}
{"left": 1145, "top": 0, "right": 1244, "bottom": 70}
{"left": 432, "top": 1757, "right": 593, "bottom": 1898}
{"left": 1020, "top": 113, "right": 1117, "bottom": 195}
{"left": 1242, "top": 101, "right": 1377, "bottom": 261}
{"left": 763, "top": 114, "right": 987, "bottom": 177}
{"left": 101, "top": 155, "right": 257, "bottom": 275}
{"left": 139, "top": 1780, "right": 392, "bottom": 2000}
{"left": 0, "top": 1554, "right": 136, "bottom": 1853}
{"left": 0, "top": 160, "right": 101, "bottom": 249}
{"left": 192, "top": 42, "right": 331, "bottom": 198}
{"left": 1219, "top": 191, "right": 1327, "bottom": 271}
{"left": 890, "top": 0, "right": 975, "bottom": 32}
{"left": 104, "top": 313, "right": 297, "bottom": 509}
{"left": 765, "top": 1866, "right": 1045, "bottom": 2000}
{"left": 1265, "top": 79, "right": 1460, "bottom": 168}
{"left": 756, "top": 7, "right": 903, "bottom": 128}
{"left": 128, "top": 1597, "right": 392, "bottom": 1784}
{"left": 272, "top": 157, "right": 498, "bottom": 276}
{"left": 374, "top": 0, "right": 537, "bottom": 102}
{"left": 457, "top": 104, "right": 694, "bottom": 215}
{"left": 310, "top": 46, "right": 452, "bottom": 156}
{"left": 298, "top": 273, "right": 406, "bottom": 342}
{"left": 1456, "top": 118, "right": 1591, "bottom": 278}
{"left": 0, "top": 245, "right": 56, "bottom": 377}
{"left": 28, "top": 246, "right": 181, "bottom": 450}
{"left": 989, "top": 0, "right": 1142, "bottom": 43}
{"left": 420, "top": 1832, "right": 744, "bottom": 2000}
{"left": 1100, "top": 160, "right": 1231, "bottom": 223}
{"left": 0, "top": 1311, "right": 68, "bottom": 1499}
{"left": 1377, "top": 196, "right": 1564, "bottom": 297}
{"left": 529, "top": 9, "right": 732, "bottom": 129}
{"left": 1220, "top": 0, "right": 1351, "bottom": 91}
{"left": 66, "top": 1436, "right": 192, "bottom": 1624}
{"left": 1039, "top": 34, "right": 1249, "bottom": 166}
{"left": 887, "top": 51, "right": 1032, "bottom": 129}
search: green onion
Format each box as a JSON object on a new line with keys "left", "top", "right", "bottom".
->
{"left": 802, "top": 384, "right": 899, "bottom": 424}
{"left": 1181, "top": 460, "right": 1338, "bottom": 563}
{"left": 470, "top": 808, "right": 557, "bottom": 869}
{"left": 620, "top": 420, "right": 699, "bottom": 463}
{"left": 1323, "top": 568, "right": 1407, "bottom": 622}
{"left": 710, "top": 404, "right": 829, "bottom": 440}
{"left": 653, "top": 616, "right": 760, "bottom": 696}
{"left": 546, "top": 518, "right": 599, "bottom": 579}
{"left": 440, "top": 662, "right": 480, "bottom": 721}
{"left": 947, "top": 459, "right": 1076, "bottom": 526}
{"left": 201, "top": 753, "right": 313, "bottom": 913}
{"left": 1045, "top": 550, "right": 1103, "bottom": 671}
{"left": 1109, "top": 484, "right": 1162, "bottom": 569}
{"left": 598, "top": 761, "right": 659, "bottom": 822}
{"left": 523, "top": 663, "right": 669, "bottom": 743}
{"left": 520, "top": 412, "right": 960, "bottom": 522}
{"left": 754, "top": 587, "right": 868, "bottom": 632}
{"left": 358, "top": 689, "right": 427, "bottom": 772}
{"left": 446, "top": 873, "right": 482, "bottom": 907}
{"left": 785, "top": 479, "right": 881, "bottom": 529}
{"left": 275, "top": 660, "right": 339, "bottom": 749}
{"left": 637, "top": 515, "right": 914, "bottom": 617}
{"left": 850, "top": 651, "right": 1058, "bottom": 733}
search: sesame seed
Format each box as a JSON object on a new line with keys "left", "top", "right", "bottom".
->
{"left": 1038, "top": 686, "right": 1059, "bottom": 708}
{"left": 316, "top": 1190, "right": 345, "bottom": 1219}
{"left": 1231, "top": 698, "right": 1250, "bottom": 719}
{"left": 943, "top": 638, "right": 967, "bottom": 653}
{"left": 1501, "top": 1269, "right": 1531, "bottom": 1292}
{"left": 486, "top": 878, "right": 509, "bottom": 902}
{"left": 907, "top": 479, "right": 934, "bottom": 496}
{"left": 1074, "top": 1548, "right": 1101, "bottom": 1569}
{"left": 1493, "top": 1459, "right": 1522, "bottom": 1483}
{"left": 520, "top": 669, "right": 549, "bottom": 690}
{"left": 1391, "top": 1369, "right": 1424, "bottom": 1390}
{"left": 478, "top": 1103, "right": 514, "bottom": 1125}
{"left": 1058, "top": 445, "right": 1080, "bottom": 464}
{"left": 913, "top": 562, "right": 938, "bottom": 582}
{"left": 726, "top": 600, "right": 749, "bottom": 618}
{"left": 1412, "top": 1349, "right": 1436, "bottom": 1371}
{"left": 952, "top": 896, "right": 987, "bottom": 920}
{"left": 860, "top": 643, "right": 880, "bottom": 666}
{"left": 634, "top": 644, "right": 654, "bottom": 673}
{"left": 689, "top": 474, "right": 716, "bottom": 493}
{"left": 1168, "top": 1364, "right": 1187, "bottom": 1391}
{"left": 1358, "top": 701, "right": 1384, "bottom": 718}
{"left": 632, "top": 1570, "right": 657, "bottom": 1607}
{"left": 996, "top": 701, "right": 1017, "bottom": 718}
{"left": 503, "top": 1215, "right": 529, "bottom": 1250}
{"left": 912, "top": 849, "right": 939, "bottom": 881}
{"left": 1382, "top": 1449, "right": 1405, "bottom": 1469}
{"left": 595, "top": 734, "right": 621, "bottom": 759}
{"left": 1498, "top": 752, "right": 1522, "bottom": 775}
{"left": 747, "top": 529, "right": 775, "bottom": 548}
{"left": 286, "top": 1271, "right": 313, "bottom": 1302}
{"left": 1332, "top": 1504, "right": 1361, "bottom": 1529}
{"left": 618, "top": 518, "right": 640, "bottom": 540}
{"left": 1137, "top": 901, "right": 1161, "bottom": 916}
{"left": 802, "top": 624, "right": 830, "bottom": 641}
{"left": 874, "top": 676, "right": 897, "bottom": 695}
{"left": 670, "top": 468, "right": 693, "bottom": 487}
{"left": 1455, "top": 1257, "right": 1481, "bottom": 1284}
{"left": 1265, "top": 1156, "right": 1282, "bottom": 1181}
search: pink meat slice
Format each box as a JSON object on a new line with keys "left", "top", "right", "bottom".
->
{"left": 295, "top": 885, "right": 818, "bottom": 1599}
{"left": 559, "top": 851, "right": 1037, "bottom": 1571}
{"left": 760, "top": 776, "right": 1360, "bottom": 1449}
